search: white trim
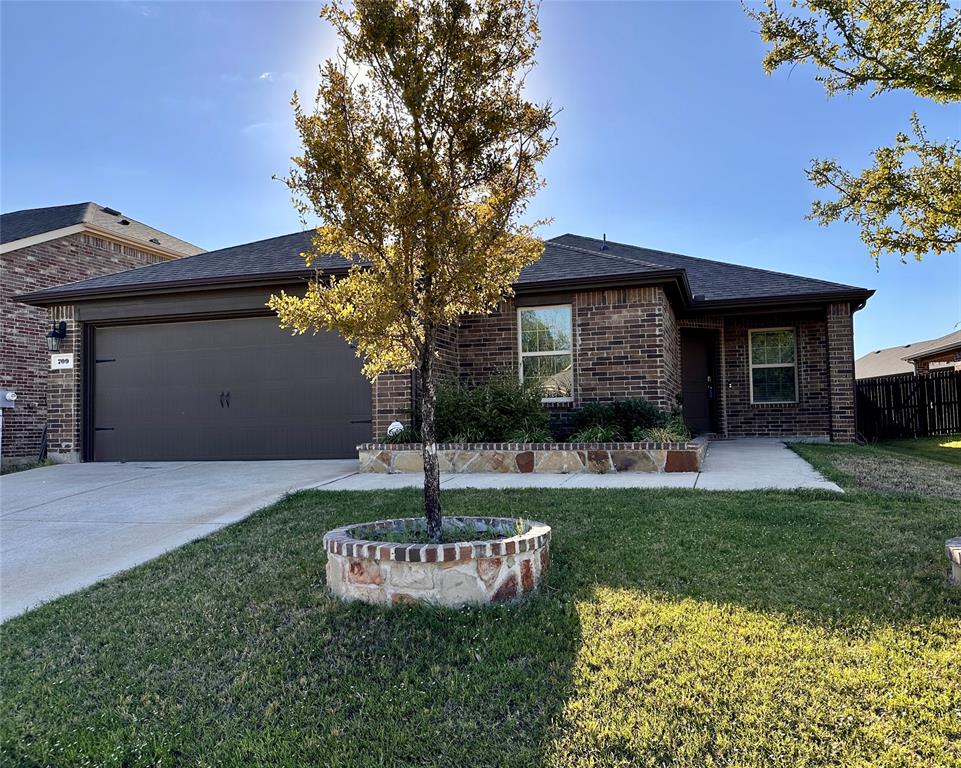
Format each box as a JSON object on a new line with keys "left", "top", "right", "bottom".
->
{"left": 748, "top": 327, "right": 799, "bottom": 404}
{"left": 0, "top": 223, "right": 190, "bottom": 260}
{"left": 517, "top": 303, "right": 574, "bottom": 403}
{"left": 0, "top": 225, "right": 86, "bottom": 254}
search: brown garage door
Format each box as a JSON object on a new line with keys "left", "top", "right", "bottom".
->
{"left": 92, "top": 317, "right": 372, "bottom": 461}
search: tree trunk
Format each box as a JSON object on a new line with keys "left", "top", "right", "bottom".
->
{"left": 420, "top": 343, "right": 442, "bottom": 543}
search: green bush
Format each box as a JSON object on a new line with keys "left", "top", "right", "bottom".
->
{"left": 380, "top": 426, "right": 420, "bottom": 444}
{"left": 568, "top": 424, "right": 621, "bottom": 443}
{"left": 570, "top": 398, "right": 666, "bottom": 441}
{"left": 435, "top": 376, "right": 551, "bottom": 443}
{"left": 632, "top": 417, "right": 691, "bottom": 443}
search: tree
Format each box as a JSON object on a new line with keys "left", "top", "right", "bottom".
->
{"left": 745, "top": 0, "right": 961, "bottom": 264}
{"left": 268, "top": 0, "right": 556, "bottom": 542}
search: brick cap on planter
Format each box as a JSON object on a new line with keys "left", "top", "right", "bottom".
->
{"left": 358, "top": 436, "right": 709, "bottom": 451}
{"left": 323, "top": 516, "right": 551, "bottom": 563}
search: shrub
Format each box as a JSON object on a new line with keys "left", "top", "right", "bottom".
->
{"left": 434, "top": 376, "right": 551, "bottom": 443}
{"left": 570, "top": 398, "right": 666, "bottom": 440}
{"left": 381, "top": 426, "right": 420, "bottom": 444}
{"left": 632, "top": 417, "right": 691, "bottom": 443}
{"left": 568, "top": 424, "right": 621, "bottom": 443}
{"left": 505, "top": 426, "right": 553, "bottom": 443}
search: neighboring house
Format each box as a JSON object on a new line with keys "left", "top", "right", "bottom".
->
{"left": 855, "top": 330, "right": 961, "bottom": 380}
{"left": 1, "top": 203, "right": 203, "bottom": 465}
{"left": 17, "top": 232, "right": 873, "bottom": 462}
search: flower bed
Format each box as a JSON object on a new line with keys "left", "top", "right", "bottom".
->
{"left": 358, "top": 435, "right": 709, "bottom": 474}
{"left": 323, "top": 516, "right": 551, "bottom": 607}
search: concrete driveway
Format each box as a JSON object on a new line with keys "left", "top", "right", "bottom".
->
{"left": 0, "top": 460, "right": 355, "bottom": 622}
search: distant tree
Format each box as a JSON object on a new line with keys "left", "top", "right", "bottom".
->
{"left": 745, "top": 0, "right": 961, "bottom": 264}
{"left": 268, "top": 0, "right": 555, "bottom": 541}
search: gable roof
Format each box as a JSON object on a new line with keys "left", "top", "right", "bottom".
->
{"left": 16, "top": 229, "right": 873, "bottom": 309}
{"left": 1, "top": 202, "right": 203, "bottom": 257}
{"left": 856, "top": 329, "right": 961, "bottom": 379}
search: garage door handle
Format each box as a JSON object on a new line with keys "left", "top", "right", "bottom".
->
{"left": 225, "top": 391, "right": 230, "bottom": 408}
{"left": 219, "top": 392, "right": 225, "bottom": 408}
{"left": 350, "top": 419, "right": 372, "bottom": 424}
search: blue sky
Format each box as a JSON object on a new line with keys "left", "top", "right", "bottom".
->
{"left": 2, "top": 1, "right": 958, "bottom": 356}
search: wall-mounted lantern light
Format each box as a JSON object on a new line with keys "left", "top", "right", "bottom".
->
{"left": 46, "top": 321, "right": 67, "bottom": 353}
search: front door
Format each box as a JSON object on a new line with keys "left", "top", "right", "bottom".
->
{"left": 680, "top": 330, "right": 717, "bottom": 434}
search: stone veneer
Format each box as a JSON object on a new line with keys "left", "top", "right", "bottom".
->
{"left": 324, "top": 516, "right": 551, "bottom": 607}
{"left": 358, "top": 436, "right": 709, "bottom": 474}
{"left": 947, "top": 537, "right": 961, "bottom": 586}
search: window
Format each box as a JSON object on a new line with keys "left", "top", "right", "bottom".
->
{"left": 518, "top": 305, "right": 573, "bottom": 401}
{"left": 749, "top": 328, "right": 798, "bottom": 404}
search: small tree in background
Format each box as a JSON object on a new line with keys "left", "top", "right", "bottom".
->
{"left": 745, "top": 0, "right": 961, "bottom": 264}
{"left": 269, "top": 0, "right": 556, "bottom": 542}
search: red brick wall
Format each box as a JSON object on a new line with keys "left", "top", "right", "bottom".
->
{"left": 1, "top": 233, "right": 173, "bottom": 463}
{"left": 46, "top": 306, "right": 82, "bottom": 460}
{"left": 826, "top": 302, "right": 856, "bottom": 442}
{"left": 458, "top": 299, "right": 518, "bottom": 381}
{"left": 573, "top": 286, "right": 677, "bottom": 411}
{"left": 372, "top": 372, "right": 413, "bottom": 437}
{"left": 721, "top": 310, "right": 832, "bottom": 439}
{"left": 452, "top": 286, "right": 681, "bottom": 413}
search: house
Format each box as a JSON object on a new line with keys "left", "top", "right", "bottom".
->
{"left": 855, "top": 330, "right": 961, "bottom": 380}
{"left": 1, "top": 203, "right": 203, "bottom": 465}
{"left": 16, "top": 232, "right": 873, "bottom": 462}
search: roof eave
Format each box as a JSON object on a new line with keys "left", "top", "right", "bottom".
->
{"left": 515, "top": 269, "right": 693, "bottom": 305}
{"left": 20, "top": 267, "right": 696, "bottom": 308}
{"left": 15, "top": 270, "right": 322, "bottom": 306}
{"left": 688, "top": 288, "right": 875, "bottom": 313}
{"left": 901, "top": 339, "right": 961, "bottom": 362}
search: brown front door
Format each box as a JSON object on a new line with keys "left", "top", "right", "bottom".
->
{"left": 681, "top": 330, "right": 716, "bottom": 434}
{"left": 91, "top": 317, "right": 372, "bottom": 461}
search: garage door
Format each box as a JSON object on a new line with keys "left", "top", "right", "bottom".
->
{"left": 91, "top": 317, "right": 372, "bottom": 461}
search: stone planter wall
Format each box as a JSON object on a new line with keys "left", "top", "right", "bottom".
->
{"left": 324, "top": 517, "right": 551, "bottom": 607}
{"left": 358, "top": 436, "right": 709, "bottom": 474}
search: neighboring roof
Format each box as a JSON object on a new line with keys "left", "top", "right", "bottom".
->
{"left": 0, "top": 202, "right": 203, "bottom": 257}
{"left": 855, "top": 330, "right": 961, "bottom": 379}
{"left": 16, "top": 229, "right": 874, "bottom": 309}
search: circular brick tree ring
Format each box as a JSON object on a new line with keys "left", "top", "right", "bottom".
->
{"left": 323, "top": 516, "right": 551, "bottom": 607}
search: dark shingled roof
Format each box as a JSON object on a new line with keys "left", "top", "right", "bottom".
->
{"left": 16, "top": 229, "right": 873, "bottom": 308}
{"left": 1, "top": 202, "right": 203, "bottom": 256}
{"left": 548, "top": 234, "right": 869, "bottom": 304}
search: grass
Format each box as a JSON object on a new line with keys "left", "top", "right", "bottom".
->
{"left": 872, "top": 433, "right": 961, "bottom": 467}
{"left": 2, "top": 457, "right": 960, "bottom": 766}
{"left": 0, "top": 459, "right": 51, "bottom": 476}
{"left": 790, "top": 439, "right": 961, "bottom": 499}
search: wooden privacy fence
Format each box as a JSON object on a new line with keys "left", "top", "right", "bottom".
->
{"left": 856, "top": 369, "right": 961, "bottom": 440}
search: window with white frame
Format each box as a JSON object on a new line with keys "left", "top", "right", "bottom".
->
{"left": 518, "top": 305, "right": 573, "bottom": 401}
{"left": 749, "top": 328, "right": 798, "bottom": 404}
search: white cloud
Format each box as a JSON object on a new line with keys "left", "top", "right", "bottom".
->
{"left": 259, "top": 72, "right": 274, "bottom": 81}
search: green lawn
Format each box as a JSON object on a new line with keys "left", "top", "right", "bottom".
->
{"left": 874, "top": 433, "right": 961, "bottom": 467}
{"left": 2, "top": 456, "right": 960, "bottom": 767}
{"left": 0, "top": 459, "right": 52, "bottom": 476}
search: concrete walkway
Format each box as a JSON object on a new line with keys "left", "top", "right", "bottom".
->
{"left": 315, "top": 439, "right": 841, "bottom": 493}
{"left": 0, "top": 460, "right": 356, "bottom": 621}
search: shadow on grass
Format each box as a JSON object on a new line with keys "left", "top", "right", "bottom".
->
{"left": 2, "top": 485, "right": 959, "bottom": 766}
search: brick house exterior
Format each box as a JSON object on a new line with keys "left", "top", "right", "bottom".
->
{"left": 1, "top": 204, "right": 202, "bottom": 464}
{"left": 17, "top": 231, "right": 872, "bottom": 462}
{"left": 369, "top": 293, "right": 858, "bottom": 442}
